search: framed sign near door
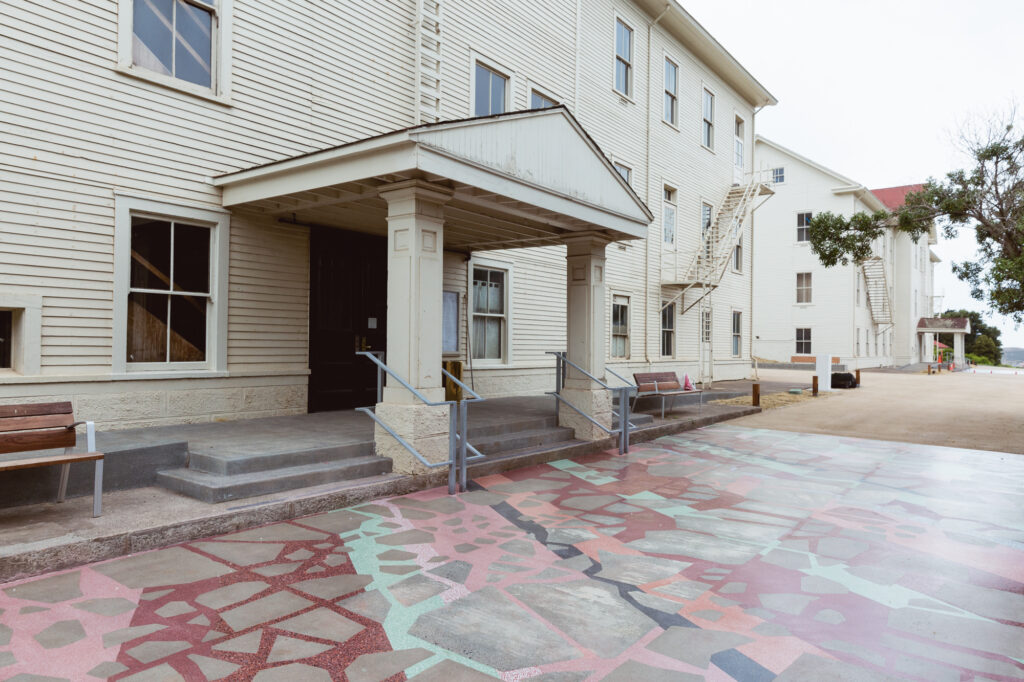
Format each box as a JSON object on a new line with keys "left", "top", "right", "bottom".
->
{"left": 443, "top": 290, "right": 459, "bottom": 355}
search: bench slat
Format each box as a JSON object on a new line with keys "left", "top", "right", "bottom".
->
{"left": 0, "top": 413, "right": 75, "bottom": 433}
{"left": 0, "top": 428, "right": 77, "bottom": 455}
{"left": 0, "top": 452, "right": 103, "bottom": 472}
{"left": 0, "top": 402, "right": 73, "bottom": 419}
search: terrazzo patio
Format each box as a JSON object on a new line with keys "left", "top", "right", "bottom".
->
{"left": 1, "top": 424, "right": 1022, "bottom": 681}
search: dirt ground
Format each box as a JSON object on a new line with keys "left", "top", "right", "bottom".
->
{"left": 732, "top": 368, "right": 1024, "bottom": 454}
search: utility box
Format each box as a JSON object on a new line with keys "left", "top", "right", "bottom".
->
{"left": 443, "top": 360, "right": 464, "bottom": 402}
{"left": 815, "top": 354, "right": 832, "bottom": 392}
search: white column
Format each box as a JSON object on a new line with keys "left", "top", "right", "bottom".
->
{"left": 953, "top": 333, "right": 965, "bottom": 367}
{"left": 374, "top": 181, "right": 452, "bottom": 474}
{"left": 560, "top": 234, "right": 612, "bottom": 440}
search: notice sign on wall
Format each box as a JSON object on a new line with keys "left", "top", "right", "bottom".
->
{"left": 443, "top": 291, "right": 459, "bottom": 353}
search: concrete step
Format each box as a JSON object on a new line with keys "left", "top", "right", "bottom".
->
{"left": 188, "top": 441, "right": 375, "bottom": 475}
{"left": 465, "top": 414, "right": 557, "bottom": 438}
{"left": 470, "top": 426, "right": 577, "bottom": 456}
{"left": 156, "top": 455, "right": 393, "bottom": 504}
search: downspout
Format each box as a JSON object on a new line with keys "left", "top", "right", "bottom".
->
{"left": 750, "top": 104, "right": 764, "bottom": 379}
{"left": 644, "top": 3, "right": 670, "bottom": 369}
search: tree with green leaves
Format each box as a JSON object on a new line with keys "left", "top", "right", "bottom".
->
{"left": 972, "top": 334, "right": 1000, "bottom": 364}
{"left": 808, "top": 108, "right": 1024, "bottom": 322}
{"left": 939, "top": 308, "right": 1002, "bottom": 363}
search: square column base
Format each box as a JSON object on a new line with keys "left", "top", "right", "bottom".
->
{"left": 373, "top": 402, "right": 450, "bottom": 475}
{"left": 558, "top": 387, "right": 612, "bottom": 441}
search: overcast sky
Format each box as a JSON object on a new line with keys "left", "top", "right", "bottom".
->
{"left": 682, "top": 0, "right": 1024, "bottom": 347}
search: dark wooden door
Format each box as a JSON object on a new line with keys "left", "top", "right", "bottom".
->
{"left": 308, "top": 229, "right": 387, "bottom": 412}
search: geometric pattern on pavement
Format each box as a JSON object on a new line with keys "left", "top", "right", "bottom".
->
{"left": 1, "top": 424, "right": 1022, "bottom": 680}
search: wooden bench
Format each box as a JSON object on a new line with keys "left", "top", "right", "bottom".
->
{"left": 632, "top": 371, "right": 703, "bottom": 418}
{"left": 0, "top": 402, "right": 104, "bottom": 517}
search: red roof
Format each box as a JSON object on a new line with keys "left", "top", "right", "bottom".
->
{"left": 870, "top": 184, "right": 925, "bottom": 211}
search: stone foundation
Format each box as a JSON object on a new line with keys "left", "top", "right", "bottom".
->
{"left": 558, "top": 387, "right": 612, "bottom": 441}
{"left": 0, "top": 375, "right": 308, "bottom": 430}
{"left": 372, "top": 402, "right": 451, "bottom": 475}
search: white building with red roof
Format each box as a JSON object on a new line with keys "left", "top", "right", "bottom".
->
{"left": 751, "top": 138, "right": 938, "bottom": 368}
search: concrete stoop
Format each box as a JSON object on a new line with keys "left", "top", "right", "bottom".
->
{"left": 153, "top": 411, "right": 627, "bottom": 503}
{"left": 0, "top": 405, "right": 756, "bottom": 582}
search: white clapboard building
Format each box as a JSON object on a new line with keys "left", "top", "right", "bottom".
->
{"left": 752, "top": 137, "right": 937, "bottom": 369}
{"left": 1, "top": 0, "right": 775, "bottom": 465}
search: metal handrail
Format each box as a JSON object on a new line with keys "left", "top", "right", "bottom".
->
{"left": 358, "top": 351, "right": 448, "bottom": 406}
{"left": 547, "top": 351, "right": 632, "bottom": 455}
{"left": 355, "top": 407, "right": 449, "bottom": 469}
{"left": 355, "top": 352, "right": 487, "bottom": 494}
{"left": 546, "top": 351, "right": 613, "bottom": 389}
{"left": 546, "top": 392, "right": 618, "bottom": 435}
{"left": 605, "top": 367, "right": 637, "bottom": 390}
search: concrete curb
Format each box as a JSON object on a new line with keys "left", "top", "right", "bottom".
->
{"left": 0, "top": 406, "right": 758, "bottom": 582}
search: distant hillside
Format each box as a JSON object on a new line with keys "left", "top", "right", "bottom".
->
{"left": 1004, "top": 347, "right": 1024, "bottom": 365}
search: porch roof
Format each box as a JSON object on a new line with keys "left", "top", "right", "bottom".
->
{"left": 213, "top": 107, "right": 654, "bottom": 252}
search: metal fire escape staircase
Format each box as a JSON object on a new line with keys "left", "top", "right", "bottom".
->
{"left": 660, "top": 174, "right": 773, "bottom": 382}
{"left": 861, "top": 256, "right": 893, "bottom": 329}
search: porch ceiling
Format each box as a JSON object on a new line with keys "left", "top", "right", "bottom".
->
{"left": 212, "top": 108, "right": 654, "bottom": 252}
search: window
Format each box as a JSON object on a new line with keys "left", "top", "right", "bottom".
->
{"left": 701, "top": 309, "right": 712, "bottom": 343}
{"left": 796, "top": 328, "right": 812, "bottom": 354}
{"left": 663, "top": 186, "right": 677, "bottom": 245}
{"left": 733, "top": 237, "right": 743, "bottom": 272}
{"left": 701, "top": 202, "right": 714, "bottom": 259}
{"left": 474, "top": 62, "right": 508, "bottom": 116}
{"left": 664, "top": 58, "right": 678, "bottom": 125}
{"left": 661, "top": 302, "right": 674, "bottom": 356}
{"left": 856, "top": 273, "right": 862, "bottom": 305}
{"left": 856, "top": 329, "right": 861, "bottom": 357}
{"left": 615, "top": 19, "right": 633, "bottom": 96}
{"left": 796, "top": 212, "right": 812, "bottom": 242}
{"left": 126, "top": 216, "right": 211, "bottom": 364}
{"left": 612, "top": 296, "right": 629, "bottom": 358}
{"left": 613, "top": 162, "right": 632, "bottom": 185}
{"left": 0, "top": 310, "right": 10, "bottom": 369}
{"left": 530, "top": 90, "right": 557, "bottom": 109}
{"left": 734, "top": 116, "right": 745, "bottom": 169}
{"left": 702, "top": 88, "right": 714, "bottom": 149}
{"left": 796, "top": 272, "right": 812, "bottom": 303}
{"left": 731, "top": 311, "right": 742, "bottom": 356}
{"left": 771, "top": 167, "right": 785, "bottom": 184}
{"left": 128, "top": 0, "right": 224, "bottom": 91}
{"left": 472, "top": 267, "right": 506, "bottom": 360}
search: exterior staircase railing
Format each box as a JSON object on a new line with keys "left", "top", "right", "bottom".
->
{"left": 546, "top": 351, "right": 634, "bottom": 455}
{"left": 355, "top": 351, "right": 483, "bottom": 494}
{"left": 861, "top": 256, "right": 893, "bottom": 327}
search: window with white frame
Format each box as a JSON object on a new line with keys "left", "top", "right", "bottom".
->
{"left": 474, "top": 62, "right": 508, "bottom": 116}
{"left": 701, "top": 202, "right": 713, "bottom": 259}
{"left": 701, "top": 88, "right": 714, "bottom": 149}
{"left": 856, "top": 328, "right": 861, "bottom": 356}
{"left": 663, "top": 186, "right": 677, "bottom": 245}
{"left": 771, "top": 167, "right": 785, "bottom": 184}
{"left": 664, "top": 58, "right": 678, "bottom": 125}
{"left": 796, "top": 272, "right": 812, "bottom": 303}
{"left": 127, "top": 0, "right": 225, "bottom": 92}
{"left": 613, "top": 162, "right": 632, "bottom": 185}
{"left": 734, "top": 116, "right": 745, "bottom": 169}
{"left": 615, "top": 19, "right": 633, "bottom": 97}
{"left": 731, "top": 311, "right": 742, "bottom": 356}
{"left": 113, "top": 197, "right": 229, "bottom": 374}
{"left": 471, "top": 267, "right": 507, "bottom": 360}
{"left": 701, "top": 309, "right": 712, "bottom": 343}
{"left": 611, "top": 295, "right": 629, "bottom": 358}
{"left": 796, "top": 211, "right": 812, "bottom": 242}
{"left": 733, "top": 237, "right": 742, "bottom": 272}
{"left": 660, "top": 302, "right": 674, "bottom": 357}
{"left": 796, "top": 328, "right": 811, "bottom": 354}
{"left": 530, "top": 89, "right": 557, "bottom": 109}
{"left": 126, "top": 216, "right": 212, "bottom": 364}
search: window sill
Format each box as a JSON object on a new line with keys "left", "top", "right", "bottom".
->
{"left": 115, "top": 64, "right": 232, "bottom": 107}
{"left": 612, "top": 88, "right": 636, "bottom": 105}
{"left": 115, "top": 369, "right": 230, "bottom": 381}
{"left": 701, "top": 143, "right": 715, "bottom": 154}
{"left": 662, "top": 119, "right": 680, "bottom": 132}
{"left": 794, "top": 303, "right": 814, "bottom": 308}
